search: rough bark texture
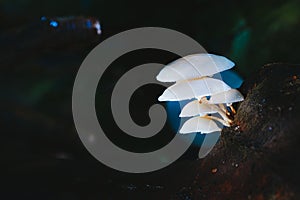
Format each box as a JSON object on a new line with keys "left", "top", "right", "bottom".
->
{"left": 188, "top": 64, "right": 300, "bottom": 200}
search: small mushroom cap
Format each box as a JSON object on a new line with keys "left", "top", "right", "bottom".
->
{"left": 158, "top": 77, "right": 231, "bottom": 101}
{"left": 179, "top": 116, "right": 222, "bottom": 134}
{"left": 207, "top": 89, "right": 244, "bottom": 104}
{"left": 156, "top": 54, "right": 235, "bottom": 82}
{"left": 179, "top": 100, "right": 219, "bottom": 117}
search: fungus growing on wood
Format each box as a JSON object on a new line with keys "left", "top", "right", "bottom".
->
{"left": 157, "top": 53, "right": 244, "bottom": 135}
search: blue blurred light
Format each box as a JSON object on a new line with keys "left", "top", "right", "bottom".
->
{"left": 166, "top": 101, "right": 181, "bottom": 132}
{"left": 220, "top": 70, "right": 243, "bottom": 88}
{"left": 41, "top": 16, "right": 47, "bottom": 21}
{"left": 40, "top": 16, "right": 47, "bottom": 21}
{"left": 49, "top": 21, "right": 59, "bottom": 28}
{"left": 85, "top": 20, "right": 92, "bottom": 28}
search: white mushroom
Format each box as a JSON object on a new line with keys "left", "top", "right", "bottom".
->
{"left": 158, "top": 77, "right": 231, "bottom": 101}
{"left": 207, "top": 89, "right": 244, "bottom": 104}
{"left": 179, "top": 98, "right": 232, "bottom": 127}
{"left": 179, "top": 116, "right": 221, "bottom": 134}
{"left": 156, "top": 54, "right": 234, "bottom": 82}
{"left": 156, "top": 53, "right": 244, "bottom": 158}
{"left": 179, "top": 100, "right": 219, "bottom": 117}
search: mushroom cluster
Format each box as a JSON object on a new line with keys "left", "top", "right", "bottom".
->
{"left": 156, "top": 53, "right": 244, "bottom": 134}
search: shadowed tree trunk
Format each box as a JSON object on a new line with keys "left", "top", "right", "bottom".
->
{"left": 188, "top": 64, "right": 300, "bottom": 200}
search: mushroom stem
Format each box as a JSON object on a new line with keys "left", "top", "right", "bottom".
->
{"left": 229, "top": 105, "right": 236, "bottom": 114}
{"left": 199, "top": 97, "right": 232, "bottom": 124}
{"left": 218, "top": 103, "right": 231, "bottom": 115}
{"left": 211, "top": 104, "right": 231, "bottom": 122}
{"left": 202, "top": 115, "right": 231, "bottom": 127}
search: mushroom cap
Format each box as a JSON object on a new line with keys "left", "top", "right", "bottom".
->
{"left": 179, "top": 116, "right": 221, "bottom": 134}
{"left": 156, "top": 53, "right": 235, "bottom": 82}
{"left": 158, "top": 77, "right": 232, "bottom": 101}
{"left": 207, "top": 89, "right": 244, "bottom": 104}
{"left": 179, "top": 100, "right": 219, "bottom": 117}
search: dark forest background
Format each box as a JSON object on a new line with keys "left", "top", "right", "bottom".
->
{"left": 1, "top": 0, "right": 300, "bottom": 199}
